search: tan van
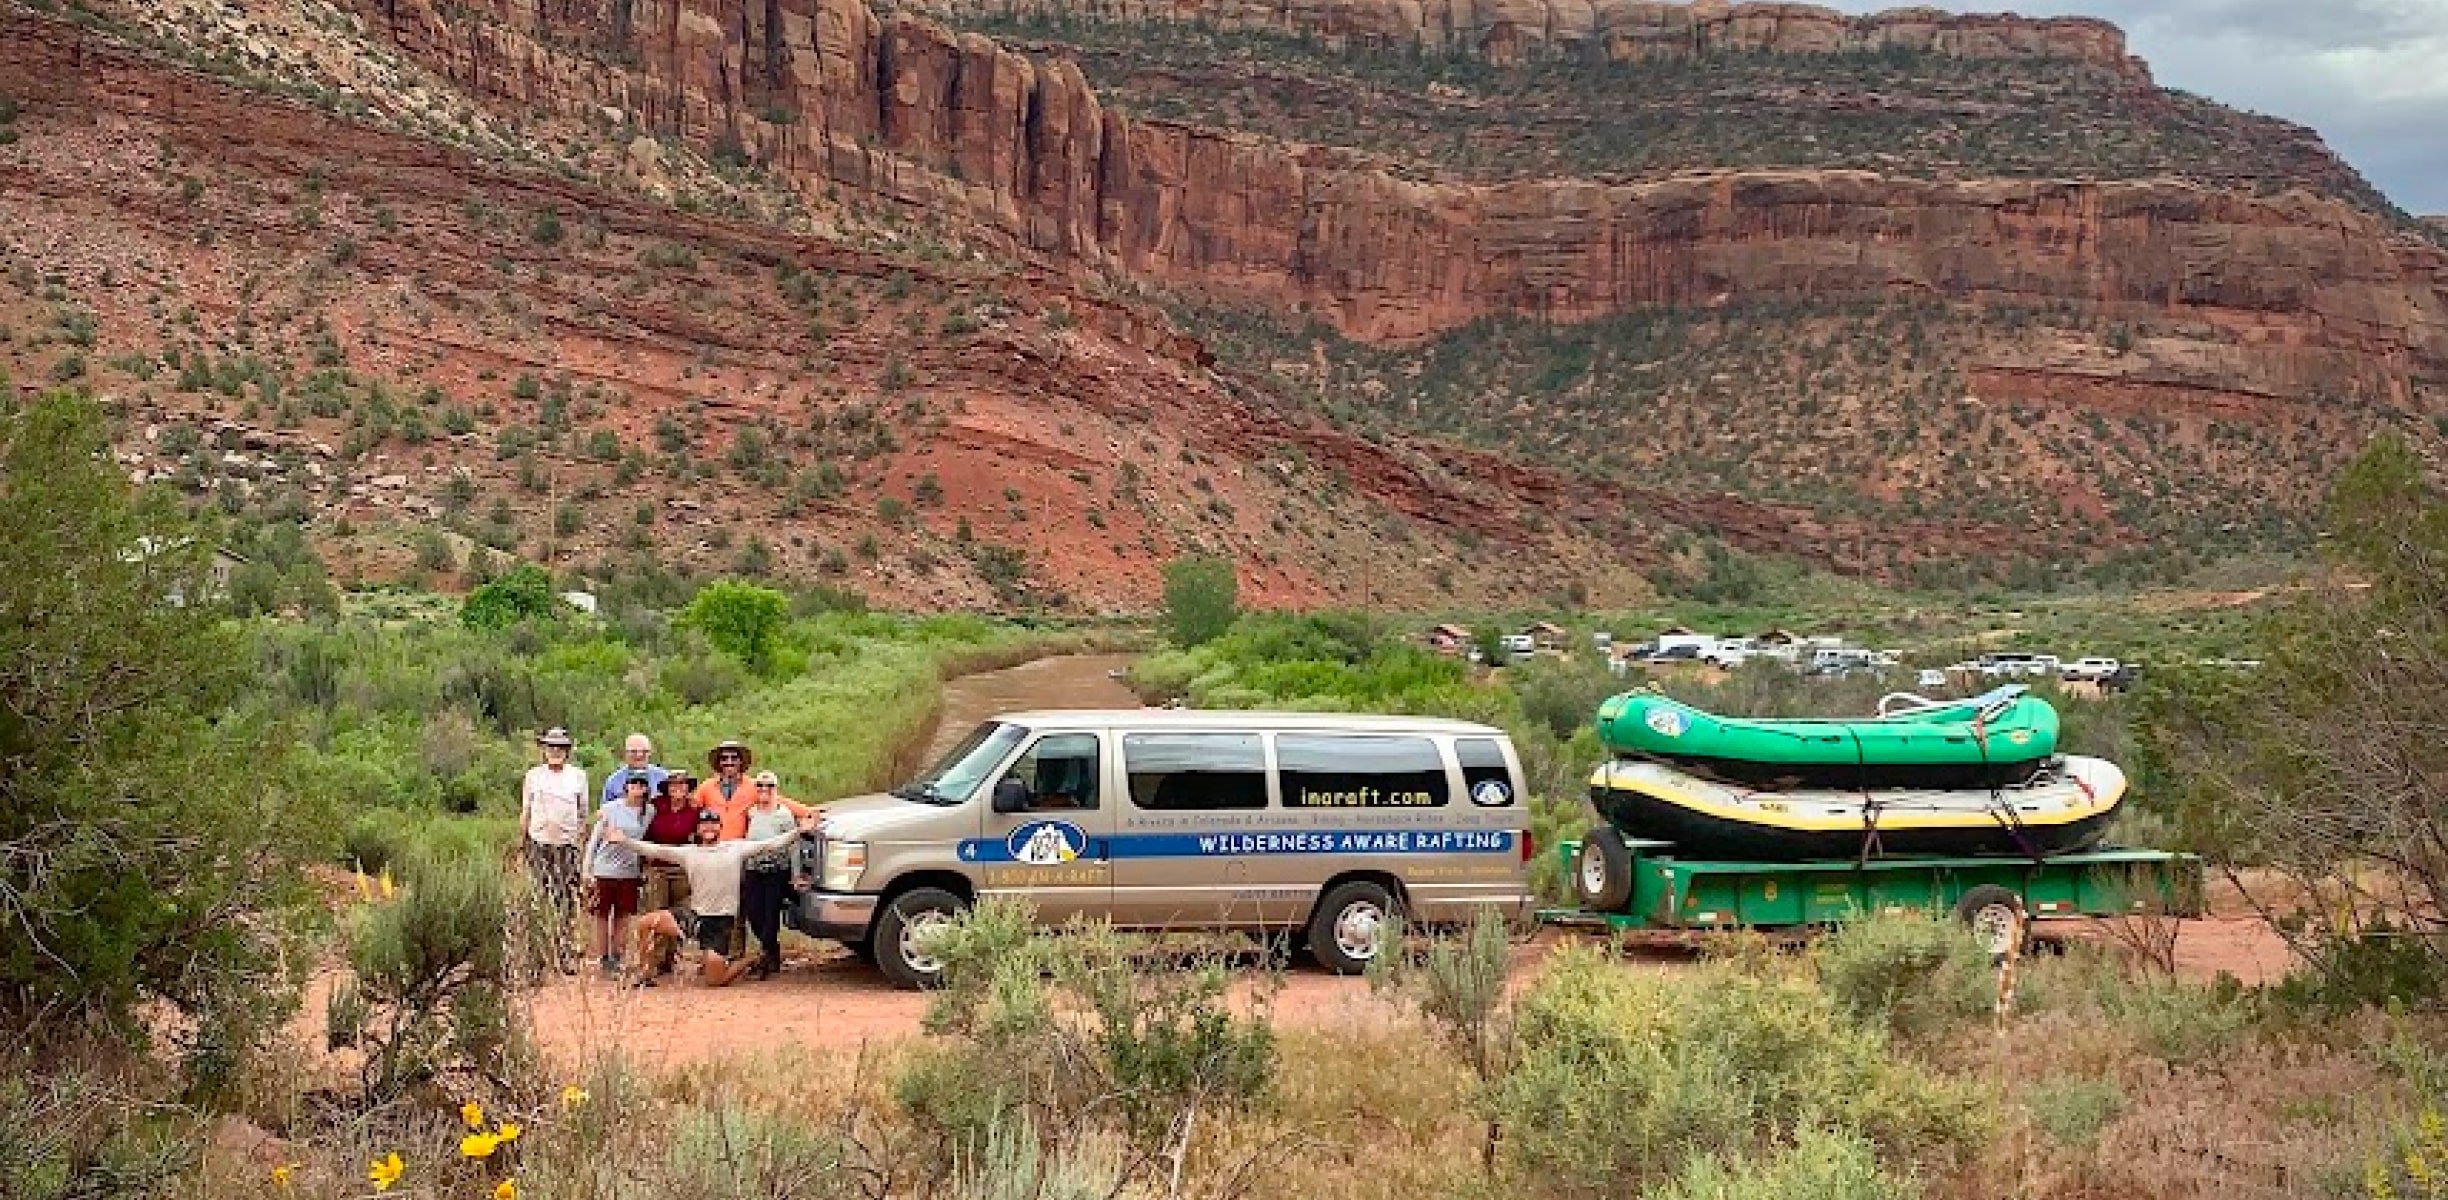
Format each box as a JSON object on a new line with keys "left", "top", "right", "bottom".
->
{"left": 791, "top": 710, "right": 1535, "bottom": 987}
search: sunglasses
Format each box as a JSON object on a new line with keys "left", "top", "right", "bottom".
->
{"left": 755, "top": 782, "right": 777, "bottom": 790}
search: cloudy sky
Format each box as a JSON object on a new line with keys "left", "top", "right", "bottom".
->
{"left": 1820, "top": 0, "right": 2448, "bottom": 214}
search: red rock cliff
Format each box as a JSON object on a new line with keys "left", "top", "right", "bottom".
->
{"left": 909, "top": 0, "right": 2145, "bottom": 75}
{"left": 354, "top": 0, "right": 2448, "bottom": 402}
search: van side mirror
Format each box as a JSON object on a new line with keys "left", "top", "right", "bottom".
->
{"left": 991, "top": 777, "right": 1029, "bottom": 814}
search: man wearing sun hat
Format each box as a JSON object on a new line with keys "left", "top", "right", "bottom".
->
{"left": 695, "top": 741, "right": 820, "bottom": 839}
{"left": 520, "top": 726, "right": 591, "bottom": 968}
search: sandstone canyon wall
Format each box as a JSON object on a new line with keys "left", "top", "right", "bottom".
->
{"left": 355, "top": 0, "right": 2448, "bottom": 404}
{"left": 906, "top": 0, "right": 2144, "bottom": 74}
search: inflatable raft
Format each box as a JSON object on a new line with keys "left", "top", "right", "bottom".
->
{"left": 1595, "top": 685, "right": 2059, "bottom": 791}
{"left": 1588, "top": 754, "right": 2126, "bottom": 861}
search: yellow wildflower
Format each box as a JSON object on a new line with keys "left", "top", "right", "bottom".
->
{"left": 494, "top": 1181, "right": 520, "bottom": 1200}
{"left": 368, "top": 1151, "right": 404, "bottom": 1192}
{"left": 379, "top": 866, "right": 397, "bottom": 899}
{"left": 270, "top": 1163, "right": 298, "bottom": 1188}
{"left": 460, "top": 1131, "right": 501, "bottom": 1160}
{"left": 354, "top": 870, "right": 374, "bottom": 901}
{"left": 560, "top": 1085, "right": 589, "bottom": 1110}
{"left": 495, "top": 1121, "right": 522, "bottom": 1144}
{"left": 462, "top": 1100, "right": 485, "bottom": 1129}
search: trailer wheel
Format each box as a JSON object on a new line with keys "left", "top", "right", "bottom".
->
{"left": 1574, "top": 827, "right": 1636, "bottom": 913}
{"left": 1953, "top": 885, "right": 2026, "bottom": 957}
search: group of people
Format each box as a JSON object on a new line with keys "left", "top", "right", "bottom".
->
{"left": 517, "top": 729, "right": 819, "bottom": 988}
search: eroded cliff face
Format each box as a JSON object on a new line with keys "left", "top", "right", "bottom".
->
{"left": 351, "top": 0, "right": 2448, "bottom": 415}
{"left": 909, "top": 0, "right": 2144, "bottom": 75}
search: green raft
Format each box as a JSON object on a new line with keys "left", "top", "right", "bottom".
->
{"left": 1595, "top": 685, "right": 2060, "bottom": 791}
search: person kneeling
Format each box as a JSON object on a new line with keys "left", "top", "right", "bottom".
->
{"left": 606, "top": 809, "right": 810, "bottom": 988}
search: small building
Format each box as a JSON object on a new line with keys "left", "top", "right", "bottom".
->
{"left": 1526, "top": 621, "right": 1568, "bottom": 650}
{"left": 1425, "top": 623, "right": 1473, "bottom": 655}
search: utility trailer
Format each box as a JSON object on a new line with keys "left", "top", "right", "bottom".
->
{"left": 1539, "top": 836, "right": 2204, "bottom": 953}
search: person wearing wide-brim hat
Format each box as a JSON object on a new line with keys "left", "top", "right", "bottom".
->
{"left": 519, "top": 726, "right": 590, "bottom": 971}
{"left": 694, "top": 742, "right": 752, "bottom": 829}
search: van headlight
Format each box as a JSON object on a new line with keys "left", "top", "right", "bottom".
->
{"left": 822, "top": 839, "right": 868, "bottom": 890}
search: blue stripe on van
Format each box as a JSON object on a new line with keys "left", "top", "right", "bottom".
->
{"left": 958, "top": 828, "right": 1515, "bottom": 863}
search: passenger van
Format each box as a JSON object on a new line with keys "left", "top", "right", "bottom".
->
{"left": 791, "top": 710, "right": 1535, "bottom": 988}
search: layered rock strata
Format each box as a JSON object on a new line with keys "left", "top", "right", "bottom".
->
{"left": 347, "top": 0, "right": 2448, "bottom": 412}
{"left": 910, "top": 0, "right": 2145, "bottom": 74}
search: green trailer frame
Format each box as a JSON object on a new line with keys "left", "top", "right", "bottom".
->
{"left": 1538, "top": 838, "right": 2204, "bottom": 935}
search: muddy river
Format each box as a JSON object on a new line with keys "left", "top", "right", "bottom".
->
{"left": 920, "top": 651, "right": 1142, "bottom": 759}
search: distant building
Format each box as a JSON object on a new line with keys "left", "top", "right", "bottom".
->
{"left": 1425, "top": 623, "right": 1473, "bottom": 655}
{"left": 127, "top": 536, "right": 247, "bottom": 606}
{"left": 1526, "top": 621, "right": 1568, "bottom": 650}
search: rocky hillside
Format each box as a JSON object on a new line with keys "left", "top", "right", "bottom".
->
{"left": 7, "top": 1, "right": 2047, "bottom": 610}
{"left": 7, "top": 0, "right": 2447, "bottom": 601}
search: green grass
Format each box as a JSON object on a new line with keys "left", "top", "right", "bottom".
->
{"left": 246, "top": 598, "right": 1102, "bottom": 865}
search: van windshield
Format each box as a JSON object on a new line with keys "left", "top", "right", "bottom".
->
{"left": 893, "top": 721, "right": 1025, "bottom": 805}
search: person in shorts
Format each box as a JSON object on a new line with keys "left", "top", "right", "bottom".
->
{"left": 612, "top": 809, "right": 811, "bottom": 988}
{"left": 581, "top": 771, "right": 652, "bottom": 975}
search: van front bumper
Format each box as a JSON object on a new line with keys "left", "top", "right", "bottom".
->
{"left": 790, "top": 891, "right": 879, "bottom": 943}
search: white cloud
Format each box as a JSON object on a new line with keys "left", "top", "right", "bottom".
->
{"left": 1819, "top": 0, "right": 2448, "bottom": 212}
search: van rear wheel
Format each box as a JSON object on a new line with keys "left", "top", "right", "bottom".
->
{"left": 1306, "top": 881, "right": 1397, "bottom": 976}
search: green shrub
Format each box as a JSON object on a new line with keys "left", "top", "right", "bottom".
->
{"left": 903, "top": 902, "right": 1277, "bottom": 1157}
{"left": 2023, "top": 1076, "right": 2124, "bottom": 1149}
{"left": 1489, "top": 948, "right": 1982, "bottom": 1197}
{"left": 2098, "top": 974, "right": 2255, "bottom": 1066}
{"left": 460, "top": 564, "right": 559, "bottom": 630}
{"left": 329, "top": 848, "right": 518, "bottom": 1101}
{"left": 676, "top": 579, "right": 792, "bottom": 674}
{"left": 1161, "top": 553, "right": 1238, "bottom": 647}
{"left": 662, "top": 1101, "right": 850, "bottom": 1200}
{"left": 0, "top": 394, "right": 325, "bottom": 1075}
{"left": 1816, "top": 912, "right": 1998, "bottom": 1038}
{"left": 0, "top": 1065, "right": 197, "bottom": 1200}
{"left": 1651, "top": 1126, "right": 1917, "bottom": 1200}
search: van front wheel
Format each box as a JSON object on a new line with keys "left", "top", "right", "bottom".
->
{"left": 1306, "top": 881, "right": 1397, "bottom": 975}
{"left": 875, "top": 888, "right": 966, "bottom": 989}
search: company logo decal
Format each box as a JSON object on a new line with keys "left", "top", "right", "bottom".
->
{"left": 1645, "top": 707, "right": 1689, "bottom": 738}
{"left": 1470, "top": 779, "right": 1514, "bottom": 807}
{"left": 1007, "top": 820, "right": 1087, "bottom": 866}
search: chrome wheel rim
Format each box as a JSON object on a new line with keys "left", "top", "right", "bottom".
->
{"left": 1333, "top": 900, "right": 1386, "bottom": 962}
{"left": 899, "top": 908, "right": 954, "bottom": 975}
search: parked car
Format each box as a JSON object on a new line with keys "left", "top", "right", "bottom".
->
{"left": 2101, "top": 662, "right": 2146, "bottom": 693}
{"left": 1915, "top": 668, "right": 1949, "bottom": 690}
{"left": 2062, "top": 657, "right": 2121, "bottom": 683}
{"left": 1975, "top": 653, "right": 2053, "bottom": 679}
{"left": 1498, "top": 633, "right": 1536, "bottom": 661}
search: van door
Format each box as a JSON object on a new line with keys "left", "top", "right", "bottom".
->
{"left": 1109, "top": 731, "right": 1272, "bottom": 929}
{"left": 972, "top": 730, "right": 1113, "bottom": 923}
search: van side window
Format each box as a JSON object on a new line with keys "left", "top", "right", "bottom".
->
{"left": 1455, "top": 738, "right": 1517, "bottom": 807}
{"left": 1123, "top": 733, "right": 1267, "bottom": 811}
{"left": 1278, "top": 735, "right": 1447, "bottom": 808}
{"left": 1003, "top": 733, "right": 1101, "bottom": 811}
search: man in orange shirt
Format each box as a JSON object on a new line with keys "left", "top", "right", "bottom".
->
{"left": 696, "top": 742, "right": 817, "bottom": 837}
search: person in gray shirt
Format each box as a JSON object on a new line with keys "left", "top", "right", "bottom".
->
{"left": 580, "top": 772, "right": 653, "bottom": 975}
